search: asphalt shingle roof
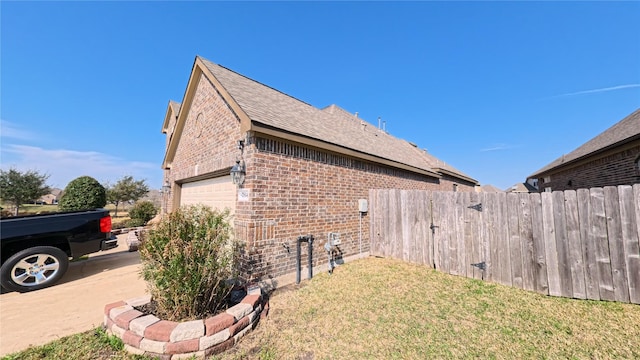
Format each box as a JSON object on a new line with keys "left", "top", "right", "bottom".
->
{"left": 530, "top": 108, "right": 640, "bottom": 177}
{"left": 505, "top": 183, "right": 537, "bottom": 193}
{"left": 169, "top": 100, "right": 181, "bottom": 116}
{"left": 199, "top": 57, "right": 476, "bottom": 183}
{"left": 481, "top": 184, "right": 504, "bottom": 193}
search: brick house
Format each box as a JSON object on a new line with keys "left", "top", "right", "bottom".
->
{"left": 38, "top": 188, "right": 62, "bottom": 205}
{"left": 161, "top": 56, "right": 477, "bottom": 286}
{"left": 528, "top": 108, "right": 640, "bottom": 192}
{"left": 504, "top": 182, "right": 536, "bottom": 193}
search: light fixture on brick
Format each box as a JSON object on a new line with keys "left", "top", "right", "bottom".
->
{"left": 161, "top": 180, "right": 171, "bottom": 193}
{"left": 231, "top": 139, "right": 246, "bottom": 186}
{"left": 230, "top": 160, "right": 245, "bottom": 186}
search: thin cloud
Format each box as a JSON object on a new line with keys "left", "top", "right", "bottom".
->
{"left": 1, "top": 144, "right": 160, "bottom": 189}
{"left": 480, "top": 144, "right": 511, "bottom": 152}
{"left": 553, "top": 84, "right": 640, "bottom": 97}
{"left": 0, "top": 120, "right": 38, "bottom": 141}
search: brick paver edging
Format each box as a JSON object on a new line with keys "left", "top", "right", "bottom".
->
{"left": 104, "top": 291, "right": 269, "bottom": 359}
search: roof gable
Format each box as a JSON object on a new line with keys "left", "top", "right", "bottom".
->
{"left": 530, "top": 108, "right": 640, "bottom": 177}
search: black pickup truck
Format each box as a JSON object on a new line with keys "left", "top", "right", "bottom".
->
{"left": 0, "top": 209, "right": 117, "bottom": 292}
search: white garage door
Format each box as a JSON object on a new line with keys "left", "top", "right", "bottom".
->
{"left": 179, "top": 175, "right": 236, "bottom": 214}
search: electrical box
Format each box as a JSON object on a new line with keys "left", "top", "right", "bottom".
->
{"left": 328, "top": 232, "right": 341, "bottom": 246}
{"left": 358, "top": 199, "right": 368, "bottom": 213}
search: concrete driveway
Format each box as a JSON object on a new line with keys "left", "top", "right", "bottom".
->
{"left": 0, "top": 234, "right": 147, "bottom": 356}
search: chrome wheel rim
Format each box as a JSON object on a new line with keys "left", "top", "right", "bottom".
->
{"left": 10, "top": 254, "right": 61, "bottom": 287}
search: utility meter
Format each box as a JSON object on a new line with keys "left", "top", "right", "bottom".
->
{"left": 358, "top": 199, "right": 368, "bottom": 213}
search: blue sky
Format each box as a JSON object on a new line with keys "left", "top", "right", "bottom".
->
{"left": 2, "top": 1, "right": 639, "bottom": 191}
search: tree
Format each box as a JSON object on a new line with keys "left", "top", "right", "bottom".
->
{"left": 59, "top": 176, "right": 107, "bottom": 211}
{"left": 0, "top": 168, "right": 50, "bottom": 216}
{"left": 105, "top": 176, "right": 150, "bottom": 217}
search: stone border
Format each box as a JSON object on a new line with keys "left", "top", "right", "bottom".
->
{"left": 104, "top": 291, "right": 269, "bottom": 359}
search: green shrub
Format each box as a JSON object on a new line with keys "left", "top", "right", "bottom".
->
{"left": 139, "top": 205, "right": 241, "bottom": 321}
{"left": 59, "top": 176, "right": 106, "bottom": 211}
{"left": 125, "top": 218, "right": 145, "bottom": 228}
{"left": 128, "top": 200, "right": 157, "bottom": 224}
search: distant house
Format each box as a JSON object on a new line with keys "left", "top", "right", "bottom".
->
{"left": 38, "top": 188, "right": 62, "bottom": 205}
{"left": 161, "top": 56, "right": 478, "bottom": 285}
{"left": 505, "top": 183, "right": 536, "bottom": 193}
{"left": 480, "top": 184, "right": 504, "bottom": 193}
{"left": 528, "top": 108, "right": 640, "bottom": 192}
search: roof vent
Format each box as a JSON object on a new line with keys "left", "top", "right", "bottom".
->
{"left": 379, "top": 120, "right": 387, "bottom": 133}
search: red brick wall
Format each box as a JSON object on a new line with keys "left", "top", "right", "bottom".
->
{"left": 234, "top": 135, "right": 475, "bottom": 281}
{"left": 164, "top": 72, "right": 477, "bottom": 282}
{"left": 536, "top": 143, "right": 640, "bottom": 192}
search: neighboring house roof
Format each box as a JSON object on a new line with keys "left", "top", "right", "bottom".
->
{"left": 481, "top": 184, "right": 504, "bottom": 193}
{"left": 530, "top": 108, "right": 640, "bottom": 177}
{"left": 505, "top": 183, "right": 537, "bottom": 193}
{"left": 50, "top": 188, "right": 62, "bottom": 197}
{"left": 164, "top": 56, "right": 477, "bottom": 184}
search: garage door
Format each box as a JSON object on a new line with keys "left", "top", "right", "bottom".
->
{"left": 179, "top": 175, "right": 236, "bottom": 214}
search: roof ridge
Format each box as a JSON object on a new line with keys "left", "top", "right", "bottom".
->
{"left": 205, "top": 59, "right": 315, "bottom": 109}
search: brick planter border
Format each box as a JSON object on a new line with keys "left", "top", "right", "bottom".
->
{"left": 104, "top": 290, "right": 269, "bottom": 359}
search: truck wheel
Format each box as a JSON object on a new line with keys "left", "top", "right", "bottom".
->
{"left": 0, "top": 246, "right": 69, "bottom": 292}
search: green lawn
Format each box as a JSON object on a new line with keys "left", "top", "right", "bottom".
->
{"left": 1, "top": 203, "right": 130, "bottom": 222}
{"left": 4, "top": 257, "right": 639, "bottom": 359}
{"left": 4, "top": 204, "right": 59, "bottom": 215}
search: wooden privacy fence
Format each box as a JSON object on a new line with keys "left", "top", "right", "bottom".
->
{"left": 369, "top": 185, "right": 640, "bottom": 304}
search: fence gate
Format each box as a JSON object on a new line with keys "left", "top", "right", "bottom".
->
{"left": 369, "top": 186, "right": 640, "bottom": 305}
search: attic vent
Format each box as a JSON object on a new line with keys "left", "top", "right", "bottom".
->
{"left": 354, "top": 112, "right": 358, "bottom": 119}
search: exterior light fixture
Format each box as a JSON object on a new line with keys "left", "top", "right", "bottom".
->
{"left": 161, "top": 181, "right": 171, "bottom": 193}
{"left": 230, "top": 160, "right": 245, "bottom": 186}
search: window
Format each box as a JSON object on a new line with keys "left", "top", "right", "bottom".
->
{"left": 543, "top": 176, "right": 551, "bottom": 183}
{"left": 544, "top": 187, "right": 552, "bottom": 192}
{"left": 452, "top": 183, "right": 458, "bottom": 192}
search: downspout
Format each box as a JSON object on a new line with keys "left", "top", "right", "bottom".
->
{"left": 359, "top": 211, "right": 363, "bottom": 254}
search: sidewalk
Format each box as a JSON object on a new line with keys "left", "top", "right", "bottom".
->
{"left": 0, "top": 234, "right": 147, "bottom": 356}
